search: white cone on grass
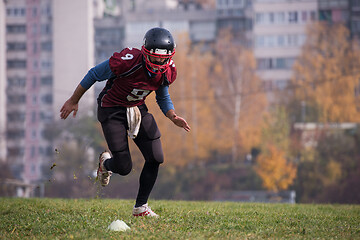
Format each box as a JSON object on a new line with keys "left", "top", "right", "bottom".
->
{"left": 108, "top": 220, "right": 130, "bottom": 232}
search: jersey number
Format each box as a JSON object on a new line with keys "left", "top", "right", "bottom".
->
{"left": 121, "top": 53, "right": 133, "bottom": 60}
{"left": 127, "top": 89, "right": 150, "bottom": 101}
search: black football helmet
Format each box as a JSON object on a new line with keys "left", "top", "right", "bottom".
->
{"left": 141, "top": 27, "right": 175, "bottom": 73}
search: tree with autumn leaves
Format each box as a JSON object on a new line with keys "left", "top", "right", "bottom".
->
{"left": 290, "top": 22, "right": 360, "bottom": 123}
{"left": 254, "top": 107, "right": 297, "bottom": 192}
{"left": 213, "top": 30, "right": 268, "bottom": 162}
{"left": 287, "top": 22, "right": 360, "bottom": 203}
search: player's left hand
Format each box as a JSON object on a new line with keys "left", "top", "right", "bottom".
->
{"left": 171, "top": 115, "right": 191, "bottom": 132}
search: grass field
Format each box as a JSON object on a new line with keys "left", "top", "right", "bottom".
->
{"left": 0, "top": 198, "right": 359, "bottom": 239}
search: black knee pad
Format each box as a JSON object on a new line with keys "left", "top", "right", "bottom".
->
{"left": 149, "top": 138, "right": 164, "bottom": 164}
{"left": 111, "top": 151, "right": 132, "bottom": 176}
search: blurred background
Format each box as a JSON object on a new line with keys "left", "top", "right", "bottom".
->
{"left": 0, "top": 0, "right": 359, "bottom": 204}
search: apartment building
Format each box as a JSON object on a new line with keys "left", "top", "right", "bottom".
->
{"left": 121, "top": 4, "right": 216, "bottom": 48}
{"left": 0, "top": 0, "right": 6, "bottom": 161}
{"left": 253, "top": 0, "right": 318, "bottom": 101}
{"left": 4, "top": 0, "right": 94, "bottom": 184}
{"left": 318, "top": 0, "right": 360, "bottom": 39}
{"left": 349, "top": 0, "right": 360, "bottom": 39}
{"left": 216, "top": 0, "right": 253, "bottom": 46}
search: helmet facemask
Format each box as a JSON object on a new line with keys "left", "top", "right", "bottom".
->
{"left": 142, "top": 46, "right": 175, "bottom": 74}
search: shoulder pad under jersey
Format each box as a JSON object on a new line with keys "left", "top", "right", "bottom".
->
{"left": 109, "top": 48, "right": 142, "bottom": 76}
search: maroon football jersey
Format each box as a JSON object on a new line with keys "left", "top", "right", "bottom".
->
{"left": 98, "top": 47, "right": 177, "bottom": 107}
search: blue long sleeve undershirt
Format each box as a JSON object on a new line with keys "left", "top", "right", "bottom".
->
{"left": 80, "top": 59, "right": 174, "bottom": 115}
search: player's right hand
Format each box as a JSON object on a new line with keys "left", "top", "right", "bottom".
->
{"left": 60, "top": 99, "right": 78, "bottom": 119}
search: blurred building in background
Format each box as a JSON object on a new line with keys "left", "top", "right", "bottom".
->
{"left": 318, "top": 0, "right": 360, "bottom": 39}
{"left": 253, "top": 0, "right": 360, "bottom": 102}
{"left": 253, "top": 0, "right": 318, "bottom": 102}
{"left": 2, "top": 0, "right": 360, "bottom": 192}
{"left": 216, "top": 0, "right": 253, "bottom": 46}
{"left": 3, "top": 0, "right": 94, "bottom": 188}
{"left": 0, "top": 0, "right": 6, "bottom": 162}
{"left": 52, "top": 0, "right": 95, "bottom": 114}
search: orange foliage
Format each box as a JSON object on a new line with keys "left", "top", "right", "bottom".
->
{"left": 292, "top": 22, "right": 360, "bottom": 123}
{"left": 255, "top": 144, "right": 297, "bottom": 192}
{"left": 214, "top": 30, "right": 268, "bottom": 157}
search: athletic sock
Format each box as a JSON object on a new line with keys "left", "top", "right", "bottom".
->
{"left": 135, "top": 162, "right": 160, "bottom": 207}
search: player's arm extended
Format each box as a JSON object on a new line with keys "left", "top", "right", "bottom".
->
{"left": 155, "top": 86, "right": 190, "bottom": 132}
{"left": 60, "top": 60, "right": 114, "bottom": 119}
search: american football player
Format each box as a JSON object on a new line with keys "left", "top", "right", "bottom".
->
{"left": 60, "top": 27, "right": 190, "bottom": 217}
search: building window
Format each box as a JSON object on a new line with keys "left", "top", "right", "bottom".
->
{"left": 310, "top": 11, "right": 317, "bottom": 20}
{"left": 275, "top": 58, "right": 286, "bottom": 69}
{"left": 7, "top": 94, "right": 26, "bottom": 104}
{"left": 31, "top": 146, "right": 36, "bottom": 157}
{"left": 256, "top": 13, "right": 265, "bottom": 24}
{"left": 40, "top": 111, "right": 53, "bottom": 121}
{"left": 257, "top": 57, "right": 295, "bottom": 70}
{"left": 31, "top": 164, "right": 36, "bottom": 175}
{"left": 6, "top": 25, "right": 26, "bottom": 34}
{"left": 31, "top": 130, "right": 37, "bottom": 139}
{"left": 255, "top": 34, "right": 306, "bottom": 48}
{"left": 277, "top": 35, "right": 285, "bottom": 46}
{"left": 7, "top": 42, "right": 26, "bottom": 51}
{"left": 8, "top": 147, "right": 25, "bottom": 156}
{"left": 353, "top": 0, "right": 360, "bottom": 7}
{"left": 262, "top": 80, "right": 273, "bottom": 92}
{"left": 7, "top": 112, "right": 25, "bottom": 122}
{"left": 32, "top": 96, "right": 37, "bottom": 105}
{"left": 289, "top": 11, "right": 298, "bottom": 23}
{"left": 32, "top": 111, "right": 37, "bottom": 123}
{"left": 32, "top": 76, "right": 37, "bottom": 88}
{"left": 6, "top": 7, "right": 26, "bottom": 17}
{"left": 41, "top": 60, "right": 52, "bottom": 70}
{"left": 319, "top": 10, "right": 332, "bottom": 21}
{"left": 33, "top": 60, "right": 38, "bottom": 70}
{"left": 275, "top": 79, "right": 288, "bottom": 90}
{"left": 7, "top": 60, "right": 26, "bottom": 69}
{"left": 7, "top": 130, "right": 25, "bottom": 139}
{"left": 41, "top": 76, "right": 53, "bottom": 85}
{"left": 274, "top": 12, "right": 285, "bottom": 24}
{"left": 233, "top": 0, "right": 243, "bottom": 6}
{"left": 41, "top": 94, "right": 53, "bottom": 104}
{"left": 7, "top": 77, "right": 26, "bottom": 87}
{"left": 355, "top": 79, "right": 360, "bottom": 97}
{"left": 32, "top": 23, "right": 37, "bottom": 36}
{"left": 351, "top": 21, "right": 360, "bottom": 33}
{"left": 287, "top": 34, "right": 298, "bottom": 46}
{"left": 41, "top": 41, "right": 52, "bottom": 51}
{"left": 32, "top": 7, "right": 37, "bottom": 17}
{"left": 41, "top": 24, "right": 52, "bottom": 35}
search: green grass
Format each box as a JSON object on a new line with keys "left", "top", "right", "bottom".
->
{"left": 0, "top": 198, "right": 359, "bottom": 239}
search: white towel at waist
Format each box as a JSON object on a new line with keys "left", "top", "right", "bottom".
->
{"left": 126, "top": 106, "right": 141, "bottom": 139}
